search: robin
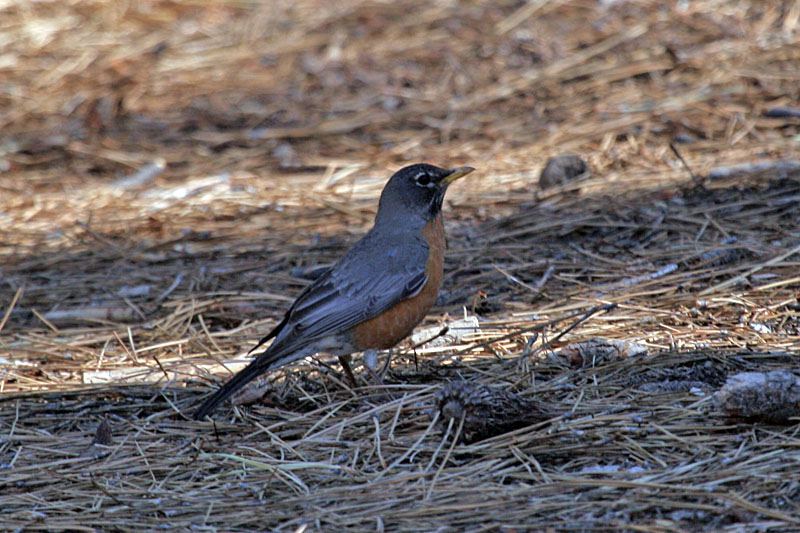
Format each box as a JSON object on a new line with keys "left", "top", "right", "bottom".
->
{"left": 193, "top": 163, "right": 475, "bottom": 419}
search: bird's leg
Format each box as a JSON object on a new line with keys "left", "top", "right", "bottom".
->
{"left": 338, "top": 355, "right": 358, "bottom": 388}
{"left": 366, "top": 349, "right": 396, "bottom": 400}
{"left": 363, "top": 349, "right": 378, "bottom": 373}
{"left": 364, "top": 349, "right": 393, "bottom": 384}
{"left": 363, "top": 349, "right": 380, "bottom": 384}
{"left": 378, "top": 349, "right": 393, "bottom": 379}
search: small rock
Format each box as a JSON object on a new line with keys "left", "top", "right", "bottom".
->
{"left": 82, "top": 417, "right": 114, "bottom": 458}
{"left": 273, "top": 143, "right": 301, "bottom": 168}
{"left": 431, "top": 382, "right": 549, "bottom": 443}
{"left": 553, "top": 338, "right": 647, "bottom": 368}
{"left": 92, "top": 418, "right": 113, "bottom": 446}
{"left": 118, "top": 284, "right": 152, "bottom": 298}
{"left": 714, "top": 370, "right": 800, "bottom": 423}
{"left": 672, "top": 132, "right": 698, "bottom": 144}
{"left": 538, "top": 154, "right": 590, "bottom": 190}
{"left": 763, "top": 107, "right": 800, "bottom": 118}
{"left": 637, "top": 380, "right": 711, "bottom": 393}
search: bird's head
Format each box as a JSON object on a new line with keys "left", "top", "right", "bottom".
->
{"left": 376, "top": 164, "right": 475, "bottom": 223}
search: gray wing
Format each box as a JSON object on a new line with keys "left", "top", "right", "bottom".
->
{"left": 192, "top": 230, "right": 429, "bottom": 419}
{"left": 264, "top": 230, "right": 429, "bottom": 354}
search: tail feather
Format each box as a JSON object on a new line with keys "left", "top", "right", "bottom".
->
{"left": 194, "top": 311, "right": 294, "bottom": 419}
{"left": 193, "top": 342, "right": 314, "bottom": 419}
{"left": 193, "top": 358, "right": 269, "bottom": 419}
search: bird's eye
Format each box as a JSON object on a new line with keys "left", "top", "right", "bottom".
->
{"left": 415, "top": 174, "right": 431, "bottom": 186}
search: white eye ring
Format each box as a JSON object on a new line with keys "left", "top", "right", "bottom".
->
{"left": 414, "top": 173, "right": 435, "bottom": 187}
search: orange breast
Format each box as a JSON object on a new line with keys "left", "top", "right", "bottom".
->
{"left": 352, "top": 215, "right": 445, "bottom": 350}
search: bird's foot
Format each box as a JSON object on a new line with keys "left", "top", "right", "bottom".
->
{"left": 337, "top": 355, "right": 359, "bottom": 388}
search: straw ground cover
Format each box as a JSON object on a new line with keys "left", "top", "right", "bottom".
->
{"left": 1, "top": 0, "right": 799, "bottom": 530}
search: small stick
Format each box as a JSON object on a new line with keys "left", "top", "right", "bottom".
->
{"left": 31, "top": 308, "right": 60, "bottom": 333}
{"left": 617, "top": 263, "right": 678, "bottom": 287}
{"left": 536, "top": 264, "right": 555, "bottom": 289}
{"left": 0, "top": 286, "right": 23, "bottom": 335}
{"left": 526, "top": 303, "right": 618, "bottom": 359}
{"left": 404, "top": 326, "right": 449, "bottom": 373}
{"left": 707, "top": 159, "right": 800, "bottom": 180}
{"left": 153, "top": 355, "right": 170, "bottom": 381}
{"left": 157, "top": 272, "right": 185, "bottom": 302}
{"left": 494, "top": 263, "right": 539, "bottom": 293}
{"left": 425, "top": 414, "right": 464, "bottom": 501}
{"left": 408, "top": 326, "right": 450, "bottom": 351}
{"left": 453, "top": 304, "right": 614, "bottom": 359}
{"left": 699, "top": 242, "right": 800, "bottom": 296}
{"left": 670, "top": 142, "right": 699, "bottom": 183}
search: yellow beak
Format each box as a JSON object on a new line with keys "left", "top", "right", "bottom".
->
{"left": 441, "top": 166, "right": 475, "bottom": 185}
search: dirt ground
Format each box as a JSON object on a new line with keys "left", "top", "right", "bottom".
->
{"left": 1, "top": 1, "right": 799, "bottom": 531}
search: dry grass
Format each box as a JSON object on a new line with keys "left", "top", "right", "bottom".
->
{"left": 1, "top": 0, "right": 799, "bottom": 530}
